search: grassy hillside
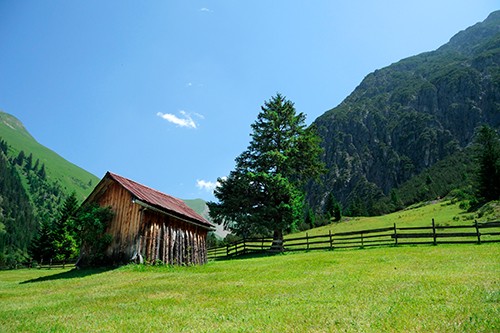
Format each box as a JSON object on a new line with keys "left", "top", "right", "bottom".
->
{"left": 0, "top": 244, "right": 498, "bottom": 332}
{"left": 0, "top": 111, "right": 98, "bottom": 201}
{"left": 290, "top": 199, "right": 481, "bottom": 239}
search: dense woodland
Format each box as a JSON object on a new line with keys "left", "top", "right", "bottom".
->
{"left": 0, "top": 138, "right": 68, "bottom": 267}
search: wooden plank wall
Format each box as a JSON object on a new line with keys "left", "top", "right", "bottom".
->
{"left": 95, "top": 181, "right": 142, "bottom": 262}
{"left": 140, "top": 210, "right": 208, "bottom": 265}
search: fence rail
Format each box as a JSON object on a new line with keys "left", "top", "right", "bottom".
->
{"left": 207, "top": 220, "right": 500, "bottom": 260}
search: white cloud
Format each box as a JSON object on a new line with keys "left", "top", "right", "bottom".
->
{"left": 156, "top": 110, "right": 201, "bottom": 129}
{"left": 196, "top": 179, "right": 217, "bottom": 192}
{"left": 200, "top": 7, "right": 213, "bottom": 13}
{"left": 196, "top": 177, "right": 225, "bottom": 192}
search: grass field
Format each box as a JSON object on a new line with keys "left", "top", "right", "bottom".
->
{"left": 1, "top": 244, "right": 499, "bottom": 332}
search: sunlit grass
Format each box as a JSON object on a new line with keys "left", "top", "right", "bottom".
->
{"left": 1, "top": 244, "right": 499, "bottom": 332}
{"left": 291, "top": 199, "right": 475, "bottom": 239}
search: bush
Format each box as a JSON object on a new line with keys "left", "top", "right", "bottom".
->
{"left": 74, "top": 204, "right": 114, "bottom": 267}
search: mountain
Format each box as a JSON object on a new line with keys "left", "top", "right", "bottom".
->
{"left": 0, "top": 111, "right": 99, "bottom": 201}
{"left": 308, "top": 11, "right": 500, "bottom": 215}
{"left": 0, "top": 111, "right": 99, "bottom": 266}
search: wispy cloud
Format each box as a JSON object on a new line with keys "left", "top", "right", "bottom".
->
{"left": 200, "top": 7, "right": 213, "bottom": 13}
{"left": 196, "top": 177, "right": 224, "bottom": 192}
{"left": 193, "top": 112, "right": 205, "bottom": 120}
{"left": 156, "top": 110, "right": 202, "bottom": 129}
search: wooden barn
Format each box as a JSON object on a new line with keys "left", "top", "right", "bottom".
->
{"left": 81, "top": 171, "right": 214, "bottom": 266}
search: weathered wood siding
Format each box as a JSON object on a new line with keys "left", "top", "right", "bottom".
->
{"left": 93, "top": 179, "right": 208, "bottom": 265}
{"left": 140, "top": 210, "right": 208, "bottom": 265}
{"left": 95, "top": 182, "right": 141, "bottom": 262}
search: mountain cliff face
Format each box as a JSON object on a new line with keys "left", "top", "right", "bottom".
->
{"left": 309, "top": 11, "right": 500, "bottom": 214}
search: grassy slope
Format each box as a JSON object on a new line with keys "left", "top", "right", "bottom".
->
{"left": 290, "top": 199, "right": 479, "bottom": 239}
{"left": 0, "top": 111, "right": 98, "bottom": 200}
{"left": 0, "top": 244, "right": 498, "bottom": 332}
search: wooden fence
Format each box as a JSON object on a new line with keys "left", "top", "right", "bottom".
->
{"left": 207, "top": 220, "right": 500, "bottom": 260}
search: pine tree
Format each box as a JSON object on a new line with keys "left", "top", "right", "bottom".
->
{"left": 52, "top": 193, "right": 79, "bottom": 262}
{"left": 24, "top": 153, "right": 33, "bottom": 172}
{"left": 38, "top": 163, "right": 46, "bottom": 180}
{"left": 474, "top": 126, "right": 500, "bottom": 202}
{"left": 324, "top": 192, "right": 342, "bottom": 222}
{"left": 15, "top": 150, "right": 25, "bottom": 166}
{"left": 208, "top": 94, "right": 325, "bottom": 251}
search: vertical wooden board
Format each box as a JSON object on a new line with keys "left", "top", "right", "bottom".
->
{"left": 161, "top": 223, "right": 167, "bottom": 263}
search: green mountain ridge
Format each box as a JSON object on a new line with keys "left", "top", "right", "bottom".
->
{"left": 0, "top": 111, "right": 99, "bottom": 201}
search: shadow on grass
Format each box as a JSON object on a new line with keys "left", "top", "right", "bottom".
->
{"left": 20, "top": 267, "right": 115, "bottom": 284}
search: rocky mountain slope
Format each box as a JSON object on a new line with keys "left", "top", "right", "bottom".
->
{"left": 309, "top": 11, "right": 500, "bottom": 215}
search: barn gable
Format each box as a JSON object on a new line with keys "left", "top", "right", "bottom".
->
{"left": 81, "top": 171, "right": 214, "bottom": 266}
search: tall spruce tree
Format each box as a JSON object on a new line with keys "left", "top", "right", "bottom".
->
{"left": 208, "top": 94, "right": 325, "bottom": 250}
{"left": 53, "top": 192, "right": 79, "bottom": 262}
{"left": 474, "top": 126, "right": 500, "bottom": 202}
{"left": 324, "top": 192, "right": 342, "bottom": 222}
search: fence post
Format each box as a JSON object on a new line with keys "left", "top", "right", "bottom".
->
{"left": 393, "top": 223, "right": 398, "bottom": 246}
{"left": 361, "top": 233, "right": 364, "bottom": 248}
{"left": 226, "top": 244, "right": 230, "bottom": 257}
{"left": 261, "top": 237, "right": 264, "bottom": 251}
{"left": 432, "top": 218, "right": 437, "bottom": 245}
{"left": 329, "top": 230, "right": 333, "bottom": 250}
{"left": 306, "top": 232, "right": 309, "bottom": 250}
{"left": 475, "top": 220, "right": 481, "bottom": 244}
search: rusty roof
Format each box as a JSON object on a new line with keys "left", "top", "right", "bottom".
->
{"left": 106, "top": 172, "right": 214, "bottom": 229}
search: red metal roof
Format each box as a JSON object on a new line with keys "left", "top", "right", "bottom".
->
{"left": 106, "top": 172, "right": 213, "bottom": 229}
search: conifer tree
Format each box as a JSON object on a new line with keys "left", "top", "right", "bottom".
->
{"left": 53, "top": 192, "right": 79, "bottom": 262}
{"left": 474, "top": 126, "right": 500, "bottom": 202}
{"left": 38, "top": 163, "right": 46, "bottom": 180}
{"left": 324, "top": 192, "right": 342, "bottom": 222}
{"left": 24, "top": 153, "right": 33, "bottom": 171}
{"left": 208, "top": 94, "right": 325, "bottom": 250}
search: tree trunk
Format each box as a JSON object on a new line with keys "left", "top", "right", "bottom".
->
{"left": 270, "top": 229, "right": 284, "bottom": 252}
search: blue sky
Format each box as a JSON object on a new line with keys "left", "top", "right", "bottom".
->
{"left": 0, "top": 1, "right": 498, "bottom": 201}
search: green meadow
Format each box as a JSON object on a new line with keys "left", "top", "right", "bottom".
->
{"left": 1, "top": 200, "right": 499, "bottom": 332}
{"left": 1, "top": 244, "right": 498, "bottom": 332}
